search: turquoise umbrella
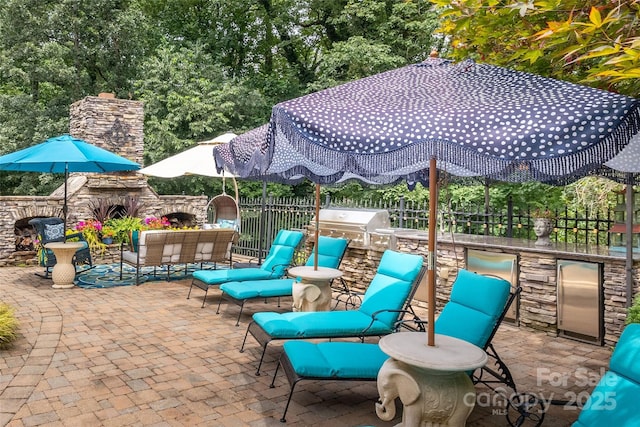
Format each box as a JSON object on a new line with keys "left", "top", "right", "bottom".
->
{"left": 0, "top": 134, "right": 140, "bottom": 230}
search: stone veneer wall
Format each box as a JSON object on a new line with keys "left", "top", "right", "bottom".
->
{"left": 70, "top": 95, "right": 145, "bottom": 164}
{"left": 392, "top": 236, "right": 637, "bottom": 346}
{"left": 303, "top": 230, "right": 636, "bottom": 346}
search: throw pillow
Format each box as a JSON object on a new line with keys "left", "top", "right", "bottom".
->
{"left": 216, "top": 219, "right": 237, "bottom": 229}
{"left": 44, "top": 223, "right": 65, "bottom": 241}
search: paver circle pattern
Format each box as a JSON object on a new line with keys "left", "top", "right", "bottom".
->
{"left": 0, "top": 266, "right": 613, "bottom": 426}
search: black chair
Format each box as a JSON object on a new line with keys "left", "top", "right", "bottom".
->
{"left": 29, "top": 217, "right": 93, "bottom": 278}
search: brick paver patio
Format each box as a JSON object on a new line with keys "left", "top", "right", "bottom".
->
{"left": 0, "top": 266, "right": 613, "bottom": 426}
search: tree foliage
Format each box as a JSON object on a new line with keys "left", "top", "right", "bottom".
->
{"left": 0, "top": 0, "right": 628, "bottom": 214}
{"left": 430, "top": 0, "right": 640, "bottom": 96}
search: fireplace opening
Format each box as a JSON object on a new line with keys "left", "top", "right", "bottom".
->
{"left": 15, "top": 217, "right": 38, "bottom": 252}
{"left": 165, "top": 212, "right": 197, "bottom": 228}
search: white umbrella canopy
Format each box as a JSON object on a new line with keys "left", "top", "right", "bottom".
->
{"left": 139, "top": 133, "right": 238, "bottom": 178}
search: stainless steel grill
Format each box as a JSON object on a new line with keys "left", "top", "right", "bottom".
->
{"left": 309, "top": 208, "right": 390, "bottom": 247}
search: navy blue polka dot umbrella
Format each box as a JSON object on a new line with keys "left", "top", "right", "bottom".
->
{"left": 216, "top": 58, "right": 640, "bottom": 345}
{"left": 218, "top": 58, "right": 639, "bottom": 186}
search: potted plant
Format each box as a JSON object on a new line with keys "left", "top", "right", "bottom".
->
{"left": 74, "top": 219, "right": 106, "bottom": 252}
{"left": 103, "top": 216, "right": 144, "bottom": 249}
{"left": 101, "top": 227, "right": 115, "bottom": 244}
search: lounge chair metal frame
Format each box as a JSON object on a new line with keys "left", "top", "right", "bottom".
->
{"left": 215, "top": 236, "right": 349, "bottom": 325}
{"left": 240, "top": 253, "right": 427, "bottom": 376}
{"left": 187, "top": 229, "right": 305, "bottom": 307}
{"left": 269, "top": 270, "right": 519, "bottom": 423}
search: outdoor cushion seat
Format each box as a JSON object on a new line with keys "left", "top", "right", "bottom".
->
{"left": 241, "top": 249, "right": 426, "bottom": 375}
{"left": 216, "top": 236, "right": 348, "bottom": 325}
{"left": 283, "top": 341, "right": 388, "bottom": 379}
{"left": 572, "top": 322, "right": 640, "bottom": 427}
{"left": 188, "top": 229, "right": 304, "bottom": 307}
{"left": 270, "top": 268, "right": 516, "bottom": 422}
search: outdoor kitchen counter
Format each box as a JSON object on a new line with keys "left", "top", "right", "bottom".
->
{"left": 390, "top": 230, "right": 640, "bottom": 261}
{"left": 386, "top": 229, "right": 638, "bottom": 346}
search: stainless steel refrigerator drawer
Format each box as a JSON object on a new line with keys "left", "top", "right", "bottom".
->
{"left": 466, "top": 249, "right": 518, "bottom": 323}
{"left": 557, "top": 260, "right": 602, "bottom": 343}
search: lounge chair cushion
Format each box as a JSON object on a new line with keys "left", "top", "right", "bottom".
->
{"left": 284, "top": 341, "right": 388, "bottom": 379}
{"left": 358, "top": 251, "right": 424, "bottom": 326}
{"left": 304, "top": 236, "right": 349, "bottom": 269}
{"left": 192, "top": 230, "right": 304, "bottom": 286}
{"left": 253, "top": 310, "right": 393, "bottom": 337}
{"left": 573, "top": 323, "right": 640, "bottom": 427}
{"left": 435, "top": 269, "right": 511, "bottom": 348}
{"left": 193, "top": 268, "right": 275, "bottom": 285}
{"left": 220, "top": 279, "right": 294, "bottom": 299}
{"left": 250, "top": 250, "right": 424, "bottom": 339}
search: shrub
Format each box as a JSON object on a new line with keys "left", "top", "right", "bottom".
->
{"left": 0, "top": 303, "right": 19, "bottom": 349}
{"left": 626, "top": 295, "right": 640, "bottom": 325}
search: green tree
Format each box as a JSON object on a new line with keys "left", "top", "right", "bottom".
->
{"left": 0, "top": 0, "right": 155, "bottom": 195}
{"left": 430, "top": 0, "right": 640, "bottom": 96}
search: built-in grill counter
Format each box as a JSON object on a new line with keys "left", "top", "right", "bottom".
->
{"left": 307, "top": 208, "right": 391, "bottom": 247}
{"left": 376, "top": 229, "right": 640, "bottom": 346}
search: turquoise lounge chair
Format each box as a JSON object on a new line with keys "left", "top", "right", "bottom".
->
{"left": 269, "top": 269, "right": 516, "bottom": 422}
{"left": 241, "top": 249, "right": 426, "bottom": 375}
{"left": 572, "top": 322, "right": 640, "bottom": 427}
{"left": 187, "top": 229, "right": 304, "bottom": 307}
{"left": 216, "top": 236, "right": 349, "bottom": 325}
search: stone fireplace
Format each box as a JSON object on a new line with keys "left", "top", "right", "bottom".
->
{"left": 0, "top": 95, "right": 208, "bottom": 267}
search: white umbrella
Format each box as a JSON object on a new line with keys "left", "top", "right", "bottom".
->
{"left": 139, "top": 133, "right": 237, "bottom": 178}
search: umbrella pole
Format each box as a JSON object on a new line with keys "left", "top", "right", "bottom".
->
{"left": 63, "top": 163, "right": 69, "bottom": 233}
{"left": 625, "top": 179, "right": 634, "bottom": 308}
{"left": 258, "top": 180, "right": 267, "bottom": 264}
{"left": 427, "top": 157, "right": 437, "bottom": 347}
{"left": 314, "top": 183, "right": 320, "bottom": 270}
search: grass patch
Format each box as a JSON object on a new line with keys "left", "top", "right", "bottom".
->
{"left": 0, "top": 302, "right": 19, "bottom": 349}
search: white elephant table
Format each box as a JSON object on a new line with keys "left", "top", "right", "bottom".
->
{"left": 289, "top": 266, "right": 343, "bottom": 311}
{"left": 376, "top": 332, "right": 488, "bottom": 427}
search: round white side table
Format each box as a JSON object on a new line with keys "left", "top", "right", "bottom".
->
{"left": 377, "top": 332, "right": 488, "bottom": 426}
{"left": 288, "top": 266, "right": 343, "bottom": 311}
{"left": 44, "top": 242, "right": 85, "bottom": 289}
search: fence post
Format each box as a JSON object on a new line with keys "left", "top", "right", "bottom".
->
{"left": 265, "top": 194, "right": 274, "bottom": 258}
{"left": 399, "top": 196, "right": 405, "bottom": 229}
{"left": 506, "top": 196, "right": 513, "bottom": 238}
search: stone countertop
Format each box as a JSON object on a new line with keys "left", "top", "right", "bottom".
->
{"left": 385, "top": 229, "right": 640, "bottom": 261}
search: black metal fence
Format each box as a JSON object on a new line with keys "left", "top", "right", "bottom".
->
{"left": 231, "top": 196, "right": 617, "bottom": 259}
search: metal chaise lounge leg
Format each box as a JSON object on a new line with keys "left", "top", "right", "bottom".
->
{"left": 267, "top": 269, "right": 517, "bottom": 421}
{"left": 188, "top": 229, "right": 305, "bottom": 307}
{"left": 240, "top": 250, "right": 427, "bottom": 375}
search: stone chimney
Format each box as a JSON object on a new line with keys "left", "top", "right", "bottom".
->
{"left": 69, "top": 94, "right": 144, "bottom": 165}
